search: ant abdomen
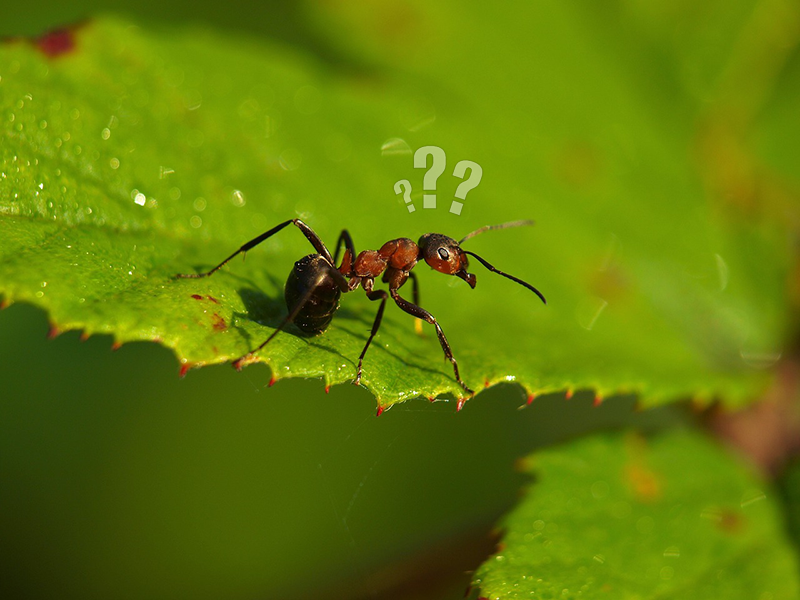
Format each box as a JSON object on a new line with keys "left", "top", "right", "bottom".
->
{"left": 284, "top": 254, "right": 342, "bottom": 334}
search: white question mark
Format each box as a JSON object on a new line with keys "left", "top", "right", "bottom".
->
{"left": 451, "top": 160, "right": 483, "bottom": 215}
{"left": 394, "top": 179, "right": 415, "bottom": 212}
{"left": 414, "top": 145, "right": 446, "bottom": 209}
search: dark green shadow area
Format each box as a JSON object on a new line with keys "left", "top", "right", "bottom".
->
{"left": 0, "top": 302, "right": 680, "bottom": 599}
{"left": 779, "top": 457, "right": 800, "bottom": 550}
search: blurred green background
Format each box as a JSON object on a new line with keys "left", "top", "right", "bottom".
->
{"left": 0, "top": 303, "right": 668, "bottom": 599}
{"left": 1, "top": 1, "right": 798, "bottom": 599}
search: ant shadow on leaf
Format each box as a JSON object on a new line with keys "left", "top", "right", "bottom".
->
{"left": 330, "top": 322, "right": 451, "bottom": 382}
{"left": 233, "top": 286, "right": 356, "bottom": 367}
{"left": 179, "top": 265, "right": 457, "bottom": 384}
{"left": 233, "top": 286, "right": 447, "bottom": 382}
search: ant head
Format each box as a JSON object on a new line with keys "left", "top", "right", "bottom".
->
{"left": 418, "top": 233, "right": 476, "bottom": 288}
{"left": 419, "top": 220, "right": 547, "bottom": 304}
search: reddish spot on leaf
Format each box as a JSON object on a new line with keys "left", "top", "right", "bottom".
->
{"left": 211, "top": 313, "right": 226, "bottom": 331}
{"left": 268, "top": 375, "right": 277, "bottom": 387}
{"left": 0, "top": 298, "right": 8, "bottom": 310}
{"left": 625, "top": 462, "right": 662, "bottom": 502}
{"left": 553, "top": 140, "right": 602, "bottom": 191}
{"left": 36, "top": 28, "right": 77, "bottom": 58}
{"left": 47, "top": 325, "right": 61, "bottom": 339}
{"left": 565, "top": 389, "right": 574, "bottom": 400}
{"left": 179, "top": 363, "right": 191, "bottom": 378}
{"left": 206, "top": 295, "right": 220, "bottom": 304}
{"left": 111, "top": 341, "right": 122, "bottom": 351}
{"left": 80, "top": 331, "right": 90, "bottom": 342}
{"left": 376, "top": 405, "right": 385, "bottom": 417}
{"left": 593, "top": 393, "right": 603, "bottom": 406}
{"left": 718, "top": 510, "right": 744, "bottom": 533}
{"left": 191, "top": 294, "right": 203, "bottom": 300}
{"left": 456, "top": 399, "right": 467, "bottom": 412}
{"left": 484, "top": 378, "right": 490, "bottom": 388}
{"left": 324, "top": 384, "right": 330, "bottom": 394}
{"left": 428, "top": 395, "right": 436, "bottom": 402}
{"left": 526, "top": 393, "right": 536, "bottom": 405}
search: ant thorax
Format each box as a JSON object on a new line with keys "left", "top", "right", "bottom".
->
{"left": 352, "top": 238, "right": 419, "bottom": 280}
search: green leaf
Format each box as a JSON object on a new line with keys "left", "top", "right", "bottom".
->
{"left": 472, "top": 430, "right": 800, "bottom": 599}
{"left": 0, "top": 8, "right": 791, "bottom": 410}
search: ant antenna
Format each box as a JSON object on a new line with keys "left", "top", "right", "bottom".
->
{"left": 459, "top": 220, "right": 534, "bottom": 245}
{"left": 459, "top": 220, "right": 545, "bottom": 305}
{"left": 461, "top": 251, "right": 547, "bottom": 304}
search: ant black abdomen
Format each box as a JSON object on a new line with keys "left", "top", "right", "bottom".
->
{"left": 176, "top": 218, "right": 545, "bottom": 399}
{"left": 285, "top": 254, "right": 342, "bottom": 334}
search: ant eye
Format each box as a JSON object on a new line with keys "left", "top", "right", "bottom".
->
{"left": 437, "top": 248, "right": 450, "bottom": 261}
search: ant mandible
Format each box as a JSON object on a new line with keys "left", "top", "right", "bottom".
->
{"left": 176, "top": 219, "right": 546, "bottom": 396}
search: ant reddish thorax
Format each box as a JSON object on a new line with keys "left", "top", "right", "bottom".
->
{"left": 176, "top": 219, "right": 545, "bottom": 399}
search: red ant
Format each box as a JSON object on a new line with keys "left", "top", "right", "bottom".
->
{"left": 177, "top": 219, "right": 545, "bottom": 396}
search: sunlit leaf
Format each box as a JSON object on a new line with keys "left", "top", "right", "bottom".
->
{"left": 0, "top": 9, "right": 791, "bottom": 410}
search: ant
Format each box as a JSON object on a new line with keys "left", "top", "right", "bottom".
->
{"left": 176, "top": 219, "right": 545, "bottom": 396}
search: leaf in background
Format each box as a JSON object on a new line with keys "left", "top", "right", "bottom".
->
{"left": 472, "top": 430, "right": 800, "bottom": 599}
{"left": 0, "top": 5, "right": 793, "bottom": 411}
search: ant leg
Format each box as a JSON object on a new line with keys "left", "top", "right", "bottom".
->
{"left": 390, "top": 290, "right": 474, "bottom": 396}
{"left": 233, "top": 265, "right": 349, "bottom": 370}
{"left": 176, "top": 219, "right": 333, "bottom": 278}
{"left": 332, "top": 229, "right": 356, "bottom": 269}
{"left": 408, "top": 272, "right": 420, "bottom": 305}
{"left": 408, "top": 272, "right": 424, "bottom": 336}
{"left": 354, "top": 289, "right": 389, "bottom": 386}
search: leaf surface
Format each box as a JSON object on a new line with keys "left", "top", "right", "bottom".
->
{"left": 472, "top": 430, "right": 800, "bottom": 599}
{"left": 0, "top": 9, "right": 792, "bottom": 410}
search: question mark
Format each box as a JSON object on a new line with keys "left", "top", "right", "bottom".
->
{"left": 394, "top": 179, "right": 415, "bottom": 212}
{"left": 451, "top": 160, "right": 483, "bottom": 215}
{"left": 414, "top": 146, "right": 446, "bottom": 209}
